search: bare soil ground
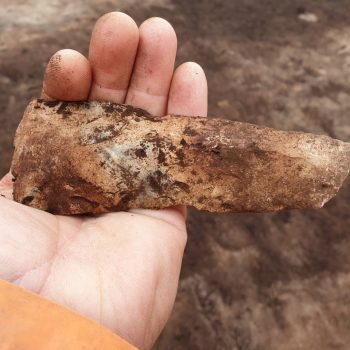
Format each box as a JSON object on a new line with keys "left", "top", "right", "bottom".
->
{"left": 1, "top": 1, "right": 350, "bottom": 349}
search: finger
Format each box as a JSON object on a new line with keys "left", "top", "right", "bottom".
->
{"left": 167, "top": 62, "right": 208, "bottom": 219}
{"left": 125, "top": 17, "right": 177, "bottom": 116}
{"left": 88, "top": 12, "right": 139, "bottom": 102}
{"left": 131, "top": 63, "right": 208, "bottom": 223}
{"left": 167, "top": 61, "right": 208, "bottom": 117}
{"left": 42, "top": 49, "right": 91, "bottom": 100}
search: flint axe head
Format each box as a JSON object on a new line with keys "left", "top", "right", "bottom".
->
{"left": 11, "top": 99, "right": 350, "bottom": 215}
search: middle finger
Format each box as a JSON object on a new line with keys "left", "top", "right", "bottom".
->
{"left": 88, "top": 12, "right": 139, "bottom": 103}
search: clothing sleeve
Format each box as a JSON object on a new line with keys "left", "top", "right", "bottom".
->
{"left": 0, "top": 279, "right": 137, "bottom": 350}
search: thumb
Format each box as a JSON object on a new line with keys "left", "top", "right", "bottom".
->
{"left": 0, "top": 172, "right": 14, "bottom": 199}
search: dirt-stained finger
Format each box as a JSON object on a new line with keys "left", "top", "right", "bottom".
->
{"left": 42, "top": 49, "right": 91, "bottom": 101}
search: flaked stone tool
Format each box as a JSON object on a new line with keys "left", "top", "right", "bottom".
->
{"left": 11, "top": 99, "right": 350, "bottom": 215}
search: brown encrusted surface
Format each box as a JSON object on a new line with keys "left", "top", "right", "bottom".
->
{"left": 11, "top": 99, "right": 350, "bottom": 215}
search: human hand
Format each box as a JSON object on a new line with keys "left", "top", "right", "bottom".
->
{"left": 0, "top": 12, "right": 207, "bottom": 350}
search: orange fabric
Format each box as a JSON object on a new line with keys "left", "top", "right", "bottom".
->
{"left": 0, "top": 279, "right": 137, "bottom": 350}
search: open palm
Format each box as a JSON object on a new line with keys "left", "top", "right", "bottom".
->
{"left": 0, "top": 13, "right": 207, "bottom": 350}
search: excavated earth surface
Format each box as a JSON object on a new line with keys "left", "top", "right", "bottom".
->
{"left": 1, "top": 1, "right": 350, "bottom": 349}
